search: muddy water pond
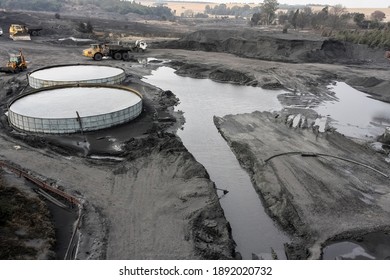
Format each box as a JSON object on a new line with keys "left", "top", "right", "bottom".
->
{"left": 316, "top": 82, "right": 390, "bottom": 139}
{"left": 143, "top": 66, "right": 290, "bottom": 259}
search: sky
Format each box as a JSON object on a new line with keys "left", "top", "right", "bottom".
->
{"left": 178, "top": 1, "right": 390, "bottom": 8}
{"left": 277, "top": 0, "right": 389, "bottom": 8}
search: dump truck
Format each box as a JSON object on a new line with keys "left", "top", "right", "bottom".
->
{"left": 0, "top": 50, "right": 27, "bottom": 73}
{"left": 9, "top": 24, "right": 43, "bottom": 40}
{"left": 82, "top": 40, "right": 147, "bottom": 61}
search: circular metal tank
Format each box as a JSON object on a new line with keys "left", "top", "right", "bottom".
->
{"left": 28, "top": 64, "right": 126, "bottom": 89}
{"left": 8, "top": 84, "right": 142, "bottom": 134}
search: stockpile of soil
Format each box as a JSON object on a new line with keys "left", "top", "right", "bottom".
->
{"left": 159, "top": 29, "right": 387, "bottom": 64}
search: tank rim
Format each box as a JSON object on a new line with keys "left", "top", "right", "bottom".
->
{"left": 8, "top": 83, "right": 143, "bottom": 118}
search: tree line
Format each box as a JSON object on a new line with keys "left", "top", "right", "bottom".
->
{"left": 204, "top": 4, "right": 261, "bottom": 18}
{"left": 275, "top": 5, "right": 388, "bottom": 31}
{"left": 0, "top": 0, "right": 174, "bottom": 19}
{"left": 248, "top": 1, "right": 390, "bottom": 49}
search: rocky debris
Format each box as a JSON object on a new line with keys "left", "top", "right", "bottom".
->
{"left": 215, "top": 110, "right": 390, "bottom": 259}
{"left": 378, "top": 127, "right": 390, "bottom": 144}
{"left": 191, "top": 204, "right": 235, "bottom": 259}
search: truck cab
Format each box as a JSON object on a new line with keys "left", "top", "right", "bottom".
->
{"left": 83, "top": 43, "right": 107, "bottom": 61}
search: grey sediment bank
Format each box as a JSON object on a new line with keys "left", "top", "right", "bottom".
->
{"left": 8, "top": 84, "right": 142, "bottom": 134}
{"left": 28, "top": 64, "right": 126, "bottom": 89}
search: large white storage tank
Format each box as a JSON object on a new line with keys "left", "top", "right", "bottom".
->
{"left": 28, "top": 64, "right": 126, "bottom": 89}
{"left": 8, "top": 84, "right": 142, "bottom": 134}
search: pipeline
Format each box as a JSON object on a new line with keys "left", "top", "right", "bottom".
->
{"left": 264, "top": 151, "right": 389, "bottom": 179}
{"left": 1, "top": 159, "right": 83, "bottom": 260}
{"left": 0, "top": 160, "right": 81, "bottom": 206}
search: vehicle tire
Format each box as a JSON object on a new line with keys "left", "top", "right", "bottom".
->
{"left": 94, "top": 53, "right": 103, "bottom": 61}
{"left": 31, "top": 30, "right": 38, "bottom": 36}
{"left": 122, "top": 52, "right": 129, "bottom": 61}
{"left": 37, "top": 30, "right": 42, "bottom": 36}
{"left": 114, "top": 52, "right": 122, "bottom": 60}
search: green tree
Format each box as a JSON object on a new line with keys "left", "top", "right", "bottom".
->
{"left": 250, "top": 12, "right": 262, "bottom": 26}
{"left": 371, "top": 10, "right": 386, "bottom": 22}
{"left": 296, "top": 7, "right": 312, "bottom": 29}
{"left": 290, "top": 9, "right": 299, "bottom": 29}
{"left": 328, "top": 4, "right": 347, "bottom": 30}
{"left": 261, "top": 0, "right": 279, "bottom": 25}
{"left": 353, "top": 13, "right": 365, "bottom": 27}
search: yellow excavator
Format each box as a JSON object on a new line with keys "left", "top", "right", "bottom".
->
{"left": 0, "top": 50, "right": 28, "bottom": 73}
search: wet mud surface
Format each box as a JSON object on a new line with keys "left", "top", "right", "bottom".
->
{"left": 215, "top": 110, "right": 390, "bottom": 259}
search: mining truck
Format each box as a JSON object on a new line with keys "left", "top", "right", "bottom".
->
{"left": 82, "top": 40, "right": 147, "bottom": 61}
{"left": 9, "top": 24, "right": 43, "bottom": 40}
{"left": 0, "top": 50, "right": 27, "bottom": 73}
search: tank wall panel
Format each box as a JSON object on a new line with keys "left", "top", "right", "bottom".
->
{"left": 9, "top": 100, "right": 142, "bottom": 134}
{"left": 28, "top": 72, "right": 126, "bottom": 89}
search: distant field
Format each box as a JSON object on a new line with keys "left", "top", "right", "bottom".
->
{"left": 139, "top": 1, "right": 390, "bottom": 21}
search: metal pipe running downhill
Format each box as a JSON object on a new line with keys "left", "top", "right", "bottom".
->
{"left": 264, "top": 151, "right": 389, "bottom": 179}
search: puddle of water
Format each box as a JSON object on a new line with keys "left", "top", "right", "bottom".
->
{"left": 316, "top": 82, "right": 390, "bottom": 139}
{"left": 323, "top": 232, "right": 390, "bottom": 260}
{"left": 143, "top": 66, "right": 290, "bottom": 259}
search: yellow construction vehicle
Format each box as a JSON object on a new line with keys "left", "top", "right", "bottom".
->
{"left": 9, "top": 24, "right": 42, "bottom": 40}
{"left": 83, "top": 40, "right": 147, "bottom": 61}
{"left": 0, "top": 50, "right": 27, "bottom": 73}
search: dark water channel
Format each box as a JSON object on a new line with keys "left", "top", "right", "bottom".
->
{"left": 143, "top": 66, "right": 390, "bottom": 260}
{"left": 143, "top": 66, "right": 290, "bottom": 259}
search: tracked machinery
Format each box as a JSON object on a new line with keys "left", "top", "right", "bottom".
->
{"left": 0, "top": 50, "right": 28, "bottom": 74}
{"left": 9, "top": 24, "right": 42, "bottom": 41}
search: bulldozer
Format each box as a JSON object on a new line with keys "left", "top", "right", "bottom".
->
{"left": 0, "top": 50, "right": 27, "bottom": 73}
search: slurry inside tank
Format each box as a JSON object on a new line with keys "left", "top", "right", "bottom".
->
{"left": 143, "top": 66, "right": 290, "bottom": 259}
{"left": 29, "top": 65, "right": 124, "bottom": 82}
{"left": 144, "top": 66, "right": 390, "bottom": 260}
{"left": 8, "top": 86, "right": 142, "bottom": 134}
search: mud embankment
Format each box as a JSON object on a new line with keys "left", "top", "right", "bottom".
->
{"left": 214, "top": 110, "right": 390, "bottom": 259}
{"left": 158, "top": 29, "right": 387, "bottom": 65}
{"left": 0, "top": 176, "right": 56, "bottom": 259}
